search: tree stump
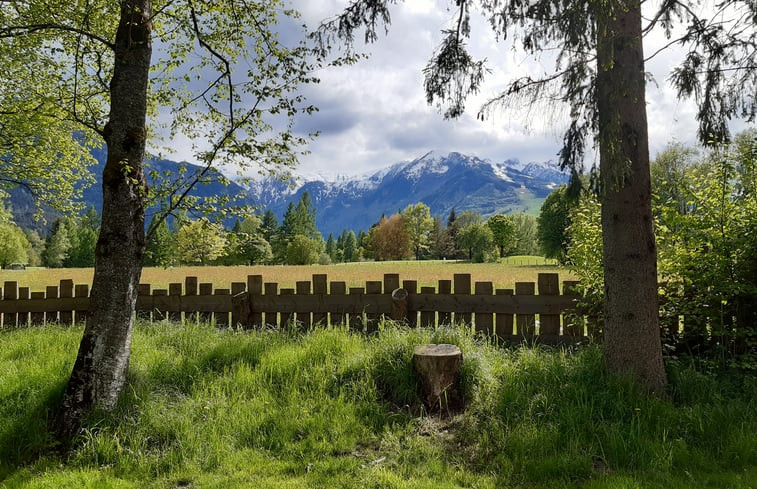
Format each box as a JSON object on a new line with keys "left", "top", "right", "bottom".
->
{"left": 413, "top": 343, "right": 463, "bottom": 413}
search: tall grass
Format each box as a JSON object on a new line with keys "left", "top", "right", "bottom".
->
{"left": 1, "top": 322, "right": 755, "bottom": 488}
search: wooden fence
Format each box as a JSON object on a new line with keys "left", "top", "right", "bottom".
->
{"left": 0, "top": 273, "right": 589, "bottom": 344}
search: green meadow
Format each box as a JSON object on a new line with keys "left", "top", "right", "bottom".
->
{"left": 1, "top": 321, "right": 755, "bottom": 488}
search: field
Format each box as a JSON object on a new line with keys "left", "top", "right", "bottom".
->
{"left": 0, "top": 257, "right": 570, "bottom": 292}
{"left": 1, "top": 323, "right": 756, "bottom": 488}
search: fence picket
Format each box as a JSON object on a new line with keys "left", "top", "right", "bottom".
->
{"left": 474, "top": 282, "right": 493, "bottom": 336}
{"left": 515, "top": 282, "right": 536, "bottom": 337}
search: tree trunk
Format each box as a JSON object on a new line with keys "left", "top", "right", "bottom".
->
{"left": 596, "top": 0, "right": 667, "bottom": 395}
{"left": 55, "top": 0, "right": 152, "bottom": 438}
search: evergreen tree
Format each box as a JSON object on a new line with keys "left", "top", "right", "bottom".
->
{"left": 325, "top": 233, "right": 337, "bottom": 261}
{"left": 144, "top": 216, "right": 177, "bottom": 267}
{"left": 43, "top": 218, "right": 71, "bottom": 268}
{"left": 341, "top": 230, "right": 356, "bottom": 262}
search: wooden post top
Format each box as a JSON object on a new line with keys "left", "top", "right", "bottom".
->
{"left": 413, "top": 343, "right": 462, "bottom": 357}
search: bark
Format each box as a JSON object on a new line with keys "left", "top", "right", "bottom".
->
{"left": 54, "top": 0, "right": 152, "bottom": 438}
{"left": 413, "top": 344, "right": 463, "bottom": 413}
{"left": 596, "top": 0, "right": 667, "bottom": 395}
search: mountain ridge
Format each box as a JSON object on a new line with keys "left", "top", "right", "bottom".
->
{"left": 9, "top": 150, "right": 568, "bottom": 236}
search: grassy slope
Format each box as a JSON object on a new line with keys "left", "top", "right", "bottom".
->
{"left": 0, "top": 259, "right": 568, "bottom": 292}
{"left": 1, "top": 323, "right": 755, "bottom": 488}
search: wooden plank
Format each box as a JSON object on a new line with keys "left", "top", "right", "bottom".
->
{"left": 153, "top": 289, "right": 168, "bottom": 321}
{"left": 348, "top": 287, "right": 364, "bottom": 331}
{"left": 280, "top": 288, "right": 294, "bottom": 328}
{"left": 185, "top": 276, "right": 198, "bottom": 324}
{"left": 384, "top": 273, "right": 400, "bottom": 293}
{"left": 59, "top": 279, "right": 74, "bottom": 325}
{"left": 248, "top": 275, "right": 263, "bottom": 329}
{"left": 454, "top": 274, "right": 472, "bottom": 325}
{"left": 17, "top": 287, "right": 29, "bottom": 327}
{"left": 495, "top": 289, "right": 514, "bottom": 338}
{"left": 231, "top": 282, "right": 246, "bottom": 329}
{"left": 134, "top": 294, "right": 233, "bottom": 313}
{"left": 296, "top": 281, "right": 312, "bottom": 330}
{"left": 214, "top": 289, "right": 230, "bottom": 328}
{"left": 75, "top": 284, "right": 89, "bottom": 324}
{"left": 406, "top": 291, "right": 574, "bottom": 314}
{"left": 438, "top": 280, "right": 452, "bottom": 325}
{"left": 199, "top": 283, "right": 213, "bottom": 324}
{"left": 419, "top": 286, "right": 435, "bottom": 327}
{"left": 45, "top": 285, "right": 58, "bottom": 324}
{"left": 403, "top": 280, "right": 418, "bottom": 328}
{"left": 538, "top": 273, "right": 561, "bottom": 336}
{"left": 474, "top": 282, "right": 493, "bottom": 336}
{"left": 330, "top": 281, "right": 346, "bottom": 326}
{"left": 365, "top": 281, "right": 381, "bottom": 333}
{"left": 0, "top": 296, "right": 90, "bottom": 314}
{"left": 3, "top": 281, "right": 18, "bottom": 328}
{"left": 169, "top": 283, "right": 183, "bottom": 323}
{"left": 137, "top": 284, "right": 151, "bottom": 321}
{"left": 515, "top": 282, "right": 536, "bottom": 337}
{"left": 264, "top": 282, "right": 278, "bottom": 328}
{"left": 562, "top": 280, "right": 583, "bottom": 336}
{"left": 312, "top": 274, "right": 328, "bottom": 326}
{"left": 30, "top": 292, "right": 45, "bottom": 325}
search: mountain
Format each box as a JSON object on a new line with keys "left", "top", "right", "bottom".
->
{"left": 8, "top": 149, "right": 568, "bottom": 236}
{"left": 247, "top": 151, "right": 569, "bottom": 236}
{"left": 7, "top": 147, "right": 251, "bottom": 234}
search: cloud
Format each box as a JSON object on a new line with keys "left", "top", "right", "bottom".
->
{"left": 159, "top": 0, "right": 754, "bottom": 178}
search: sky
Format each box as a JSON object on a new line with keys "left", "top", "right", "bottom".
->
{"left": 166, "top": 0, "right": 750, "bottom": 179}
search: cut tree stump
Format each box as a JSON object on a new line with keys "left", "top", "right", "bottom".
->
{"left": 413, "top": 343, "right": 463, "bottom": 413}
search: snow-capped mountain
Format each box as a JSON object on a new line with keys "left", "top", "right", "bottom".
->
{"left": 247, "top": 151, "right": 569, "bottom": 235}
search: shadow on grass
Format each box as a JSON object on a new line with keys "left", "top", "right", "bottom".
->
{"left": 0, "top": 380, "right": 67, "bottom": 480}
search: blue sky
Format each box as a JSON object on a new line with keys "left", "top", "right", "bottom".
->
{"left": 165, "top": 0, "right": 750, "bottom": 178}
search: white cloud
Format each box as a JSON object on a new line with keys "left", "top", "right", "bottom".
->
{"left": 159, "top": 0, "right": 754, "bottom": 177}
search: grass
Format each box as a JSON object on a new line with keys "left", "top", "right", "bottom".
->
{"left": 0, "top": 258, "right": 569, "bottom": 292}
{"left": 1, "top": 322, "right": 755, "bottom": 488}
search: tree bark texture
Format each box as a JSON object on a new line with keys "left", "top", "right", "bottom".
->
{"left": 56, "top": 0, "right": 152, "bottom": 437}
{"left": 596, "top": 0, "right": 667, "bottom": 395}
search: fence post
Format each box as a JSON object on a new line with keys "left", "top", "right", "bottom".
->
{"left": 402, "top": 280, "right": 418, "bottom": 328}
{"left": 45, "top": 285, "right": 58, "bottom": 324}
{"left": 420, "top": 286, "right": 436, "bottom": 328}
{"left": 438, "top": 280, "right": 452, "bottom": 326}
{"left": 248, "top": 275, "right": 263, "bottom": 329}
{"left": 137, "top": 284, "right": 151, "bottom": 322}
{"left": 264, "top": 282, "right": 278, "bottom": 328}
{"left": 365, "top": 281, "right": 382, "bottom": 332}
{"left": 312, "top": 274, "right": 327, "bottom": 326}
{"left": 515, "top": 282, "right": 536, "bottom": 337}
{"left": 59, "top": 279, "right": 74, "bottom": 325}
{"left": 280, "top": 288, "right": 294, "bottom": 328}
{"left": 348, "top": 287, "right": 364, "bottom": 331}
{"left": 214, "top": 288, "right": 230, "bottom": 328}
{"left": 169, "top": 283, "right": 183, "bottom": 323}
{"left": 18, "top": 287, "right": 29, "bottom": 327}
{"left": 231, "top": 282, "right": 247, "bottom": 329}
{"left": 199, "top": 283, "right": 213, "bottom": 324}
{"left": 75, "top": 284, "right": 89, "bottom": 324}
{"left": 538, "top": 273, "right": 560, "bottom": 337}
{"left": 31, "top": 291, "right": 45, "bottom": 325}
{"left": 296, "top": 281, "right": 312, "bottom": 330}
{"left": 3, "top": 281, "right": 18, "bottom": 328}
{"left": 495, "top": 289, "right": 514, "bottom": 339}
{"left": 454, "top": 274, "right": 472, "bottom": 326}
{"left": 474, "top": 282, "right": 493, "bottom": 336}
{"left": 185, "top": 277, "right": 198, "bottom": 324}
{"left": 330, "top": 281, "right": 346, "bottom": 327}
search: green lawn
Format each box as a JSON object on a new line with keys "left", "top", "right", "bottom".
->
{"left": 1, "top": 323, "right": 755, "bottom": 488}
